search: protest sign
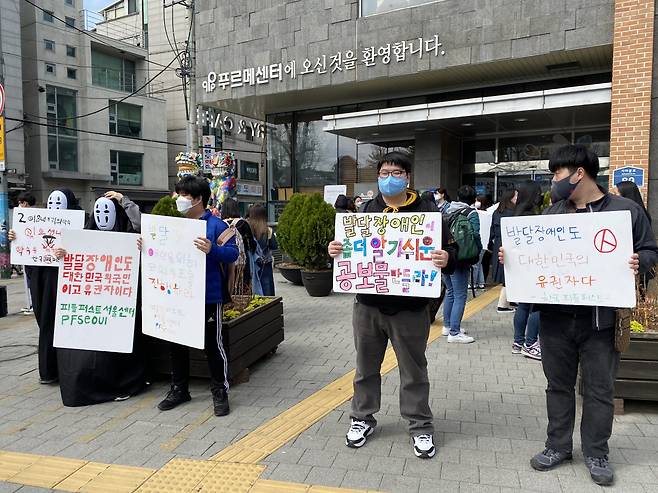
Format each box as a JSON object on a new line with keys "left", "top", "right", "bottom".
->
{"left": 324, "top": 185, "right": 347, "bottom": 206}
{"left": 333, "top": 212, "right": 442, "bottom": 297}
{"left": 477, "top": 210, "right": 494, "bottom": 248}
{"left": 502, "top": 211, "right": 635, "bottom": 307}
{"left": 141, "top": 214, "right": 207, "bottom": 349}
{"left": 53, "top": 230, "right": 140, "bottom": 353}
{"left": 10, "top": 208, "right": 85, "bottom": 266}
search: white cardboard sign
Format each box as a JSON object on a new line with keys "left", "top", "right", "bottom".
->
{"left": 333, "top": 212, "right": 442, "bottom": 297}
{"left": 324, "top": 185, "right": 347, "bottom": 206}
{"left": 477, "top": 209, "right": 494, "bottom": 249}
{"left": 54, "top": 230, "right": 140, "bottom": 353}
{"left": 141, "top": 214, "right": 207, "bottom": 349}
{"left": 502, "top": 211, "right": 636, "bottom": 307}
{"left": 10, "top": 208, "right": 85, "bottom": 266}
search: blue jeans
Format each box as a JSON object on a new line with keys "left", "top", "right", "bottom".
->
{"left": 513, "top": 303, "right": 539, "bottom": 346}
{"left": 443, "top": 267, "right": 469, "bottom": 336}
{"left": 472, "top": 250, "right": 486, "bottom": 286}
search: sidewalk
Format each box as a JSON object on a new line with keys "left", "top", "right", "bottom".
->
{"left": 0, "top": 275, "right": 657, "bottom": 492}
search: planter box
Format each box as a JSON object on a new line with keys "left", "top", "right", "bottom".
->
{"left": 614, "top": 332, "right": 658, "bottom": 402}
{"left": 148, "top": 297, "right": 284, "bottom": 382}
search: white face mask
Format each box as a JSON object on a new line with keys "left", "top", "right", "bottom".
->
{"left": 47, "top": 190, "right": 67, "bottom": 210}
{"left": 94, "top": 197, "right": 116, "bottom": 231}
{"left": 176, "top": 196, "right": 194, "bottom": 214}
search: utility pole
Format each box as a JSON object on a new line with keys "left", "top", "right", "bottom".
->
{"left": 186, "top": 0, "right": 196, "bottom": 153}
{"left": 0, "top": 8, "right": 10, "bottom": 280}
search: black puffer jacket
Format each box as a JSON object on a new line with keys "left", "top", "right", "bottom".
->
{"left": 357, "top": 189, "right": 458, "bottom": 315}
{"left": 536, "top": 188, "right": 658, "bottom": 329}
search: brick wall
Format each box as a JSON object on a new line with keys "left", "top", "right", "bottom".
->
{"left": 609, "top": 0, "right": 655, "bottom": 196}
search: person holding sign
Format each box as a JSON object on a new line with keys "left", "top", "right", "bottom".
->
{"left": 328, "top": 152, "right": 457, "bottom": 459}
{"left": 157, "top": 177, "right": 239, "bottom": 417}
{"left": 16, "top": 192, "right": 36, "bottom": 315}
{"left": 53, "top": 193, "right": 147, "bottom": 406}
{"left": 500, "top": 146, "right": 658, "bottom": 486}
{"left": 8, "top": 189, "right": 83, "bottom": 384}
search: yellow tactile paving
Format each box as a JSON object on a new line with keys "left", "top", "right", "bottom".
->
{"left": 213, "top": 287, "right": 501, "bottom": 464}
{"left": 0, "top": 288, "right": 498, "bottom": 493}
{"left": 10, "top": 456, "right": 86, "bottom": 488}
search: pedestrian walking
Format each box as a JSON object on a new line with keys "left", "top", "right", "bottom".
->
{"left": 247, "top": 203, "right": 277, "bottom": 297}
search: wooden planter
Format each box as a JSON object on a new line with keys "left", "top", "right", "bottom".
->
{"left": 148, "top": 297, "right": 284, "bottom": 382}
{"left": 614, "top": 332, "right": 658, "bottom": 403}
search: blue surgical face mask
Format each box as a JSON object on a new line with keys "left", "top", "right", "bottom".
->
{"left": 378, "top": 176, "right": 407, "bottom": 196}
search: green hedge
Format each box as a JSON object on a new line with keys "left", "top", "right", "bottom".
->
{"left": 290, "top": 193, "right": 336, "bottom": 271}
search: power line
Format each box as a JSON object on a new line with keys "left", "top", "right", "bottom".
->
{"left": 21, "top": 0, "right": 170, "bottom": 70}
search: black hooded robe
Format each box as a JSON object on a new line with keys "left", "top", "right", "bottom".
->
{"left": 29, "top": 189, "right": 82, "bottom": 382}
{"left": 58, "top": 197, "right": 147, "bottom": 406}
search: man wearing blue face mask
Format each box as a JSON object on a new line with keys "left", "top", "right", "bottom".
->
{"left": 328, "top": 152, "right": 458, "bottom": 460}
{"left": 500, "top": 145, "right": 658, "bottom": 486}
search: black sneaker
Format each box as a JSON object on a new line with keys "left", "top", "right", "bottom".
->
{"left": 212, "top": 388, "right": 230, "bottom": 417}
{"left": 585, "top": 456, "right": 614, "bottom": 485}
{"left": 345, "top": 419, "right": 374, "bottom": 448}
{"left": 497, "top": 307, "right": 515, "bottom": 313}
{"left": 39, "top": 378, "right": 58, "bottom": 385}
{"left": 157, "top": 385, "right": 191, "bottom": 411}
{"left": 530, "top": 448, "right": 573, "bottom": 471}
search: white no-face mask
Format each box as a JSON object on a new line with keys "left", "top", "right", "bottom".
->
{"left": 94, "top": 197, "right": 116, "bottom": 231}
{"left": 47, "top": 190, "right": 68, "bottom": 210}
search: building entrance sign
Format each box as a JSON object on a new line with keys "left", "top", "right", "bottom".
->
{"left": 612, "top": 166, "right": 644, "bottom": 187}
{"left": 202, "top": 35, "right": 445, "bottom": 93}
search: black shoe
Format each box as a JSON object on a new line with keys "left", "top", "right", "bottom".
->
{"left": 212, "top": 388, "right": 230, "bottom": 416}
{"left": 530, "top": 448, "right": 573, "bottom": 471}
{"left": 39, "top": 378, "right": 58, "bottom": 385}
{"left": 157, "top": 385, "right": 191, "bottom": 411}
{"left": 585, "top": 456, "right": 614, "bottom": 485}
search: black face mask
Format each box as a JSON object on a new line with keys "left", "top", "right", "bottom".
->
{"left": 551, "top": 172, "right": 580, "bottom": 203}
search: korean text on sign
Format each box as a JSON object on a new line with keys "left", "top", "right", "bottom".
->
{"left": 10, "top": 208, "right": 85, "bottom": 267}
{"left": 502, "top": 211, "right": 635, "bottom": 307}
{"left": 333, "top": 212, "right": 442, "bottom": 297}
{"left": 53, "top": 229, "right": 140, "bottom": 353}
{"left": 141, "top": 214, "right": 207, "bottom": 349}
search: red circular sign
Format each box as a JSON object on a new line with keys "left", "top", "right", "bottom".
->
{"left": 594, "top": 228, "right": 617, "bottom": 254}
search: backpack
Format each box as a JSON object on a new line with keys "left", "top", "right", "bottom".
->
{"left": 446, "top": 207, "right": 480, "bottom": 265}
{"left": 217, "top": 219, "right": 248, "bottom": 298}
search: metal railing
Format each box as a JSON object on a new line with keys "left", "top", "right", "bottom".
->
{"left": 81, "top": 9, "right": 145, "bottom": 48}
{"left": 92, "top": 67, "right": 140, "bottom": 93}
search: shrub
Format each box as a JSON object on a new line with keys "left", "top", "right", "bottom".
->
{"left": 290, "top": 193, "right": 336, "bottom": 271}
{"left": 276, "top": 193, "right": 309, "bottom": 263}
{"left": 151, "top": 195, "right": 183, "bottom": 217}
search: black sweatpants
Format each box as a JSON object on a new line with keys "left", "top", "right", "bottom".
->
{"left": 539, "top": 312, "right": 620, "bottom": 458}
{"left": 29, "top": 266, "right": 59, "bottom": 381}
{"left": 170, "top": 304, "right": 229, "bottom": 392}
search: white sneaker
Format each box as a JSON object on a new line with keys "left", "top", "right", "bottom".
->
{"left": 442, "top": 326, "right": 450, "bottom": 336}
{"left": 345, "top": 419, "right": 374, "bottom": 448}
{"left": 412, "top": 434, "right": 436, "bottom": 459}
{"left": 447, "top": 333, "right": 475, "bottom": 344}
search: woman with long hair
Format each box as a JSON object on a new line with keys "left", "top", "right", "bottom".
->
{"left": 615, "top": 181, "right": 652, "bottom": 223}
{"left": 511, "top": 181, "right": 542, "bottom": 360}
{"left": 247, "top": 203, "right": 278, "bottom": 296}
{"left": 489, "top": 188, "right": 517, "bottom": 312}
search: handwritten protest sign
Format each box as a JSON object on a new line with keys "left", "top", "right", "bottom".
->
{"left": 333, "top": 212, "right": 442, "bottom": 297}
{"left": 53, "top": 230, "right": 140, "bottom": 353}
{"left": 141, "top": 214, "right": 206, "bottom": 349}
{"left": 10, "top": 208, "right": 85, "bottom": 266}
{"left": 502, "top": 211, "right": 635, "bottom": 307}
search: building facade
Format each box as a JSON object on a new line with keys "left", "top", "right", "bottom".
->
{"left": 18, "top": 0, "right": 169, "bottom": 211}
{"left": 195, "top": 0, "right": 657, "bottom": 223}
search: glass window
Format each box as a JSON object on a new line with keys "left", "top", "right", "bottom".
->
{"left": 499, "top": 133, "right": 570, "bottom": 162}
{"left": 110, "top": 150, "right": 143, "bottom": 185}
{"left": 92, "top": 50, "right": 136, "bottom": 92}
{"left": 65, "top": 0, "right": 74, "bottom": 5}
{"left": 45, "top": 63, "right": 56, "bottom": 75}
{"left": 66, "top": 45, "right": 76, "bottom": 57}
{"left": 266, "top": 113, "right": 293, "bottom": 195}
{"left": 360, "top": 0, "right": 439, "bottom": 16}
{"left": 67, "top": 68, "right": 77, "bottom": 79}
{"left": 239, "top": 160, "right": 260, "bottom": 181}
{"left": 43, "top": 10, "right": 54, "bottom": 22}
{"left": 575, "top": 130, "right": 610, "bottom": 158}
{"left": 46, "top": 86, "right": 78, "bottom": 172}
{"left": 128, "top": 0, "right": 137, "bottom": 14}
{"left": 109, "top": 101, "right": 142, "bottom": 137}
{"left": 65, "top": 16, "right": 76, "bottom": 28}
{"left": 44, "top": 39, "right": 55, "bottom": 51}
{"left": 463, "top": 139, "right": 496, "bottom": 164}
{"left": 294, "top": 112, "right": 337, "bottom": 193}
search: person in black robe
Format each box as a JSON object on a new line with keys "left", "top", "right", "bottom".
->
{"left": 56, "top": 193, "right": 147, "bottom": 406}
{"left": 13, "top": 189, "right": 83, "bottom": 384}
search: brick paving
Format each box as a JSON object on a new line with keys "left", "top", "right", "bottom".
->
{"left": 0, "top": 274, "right": 657, "bottom": 492}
